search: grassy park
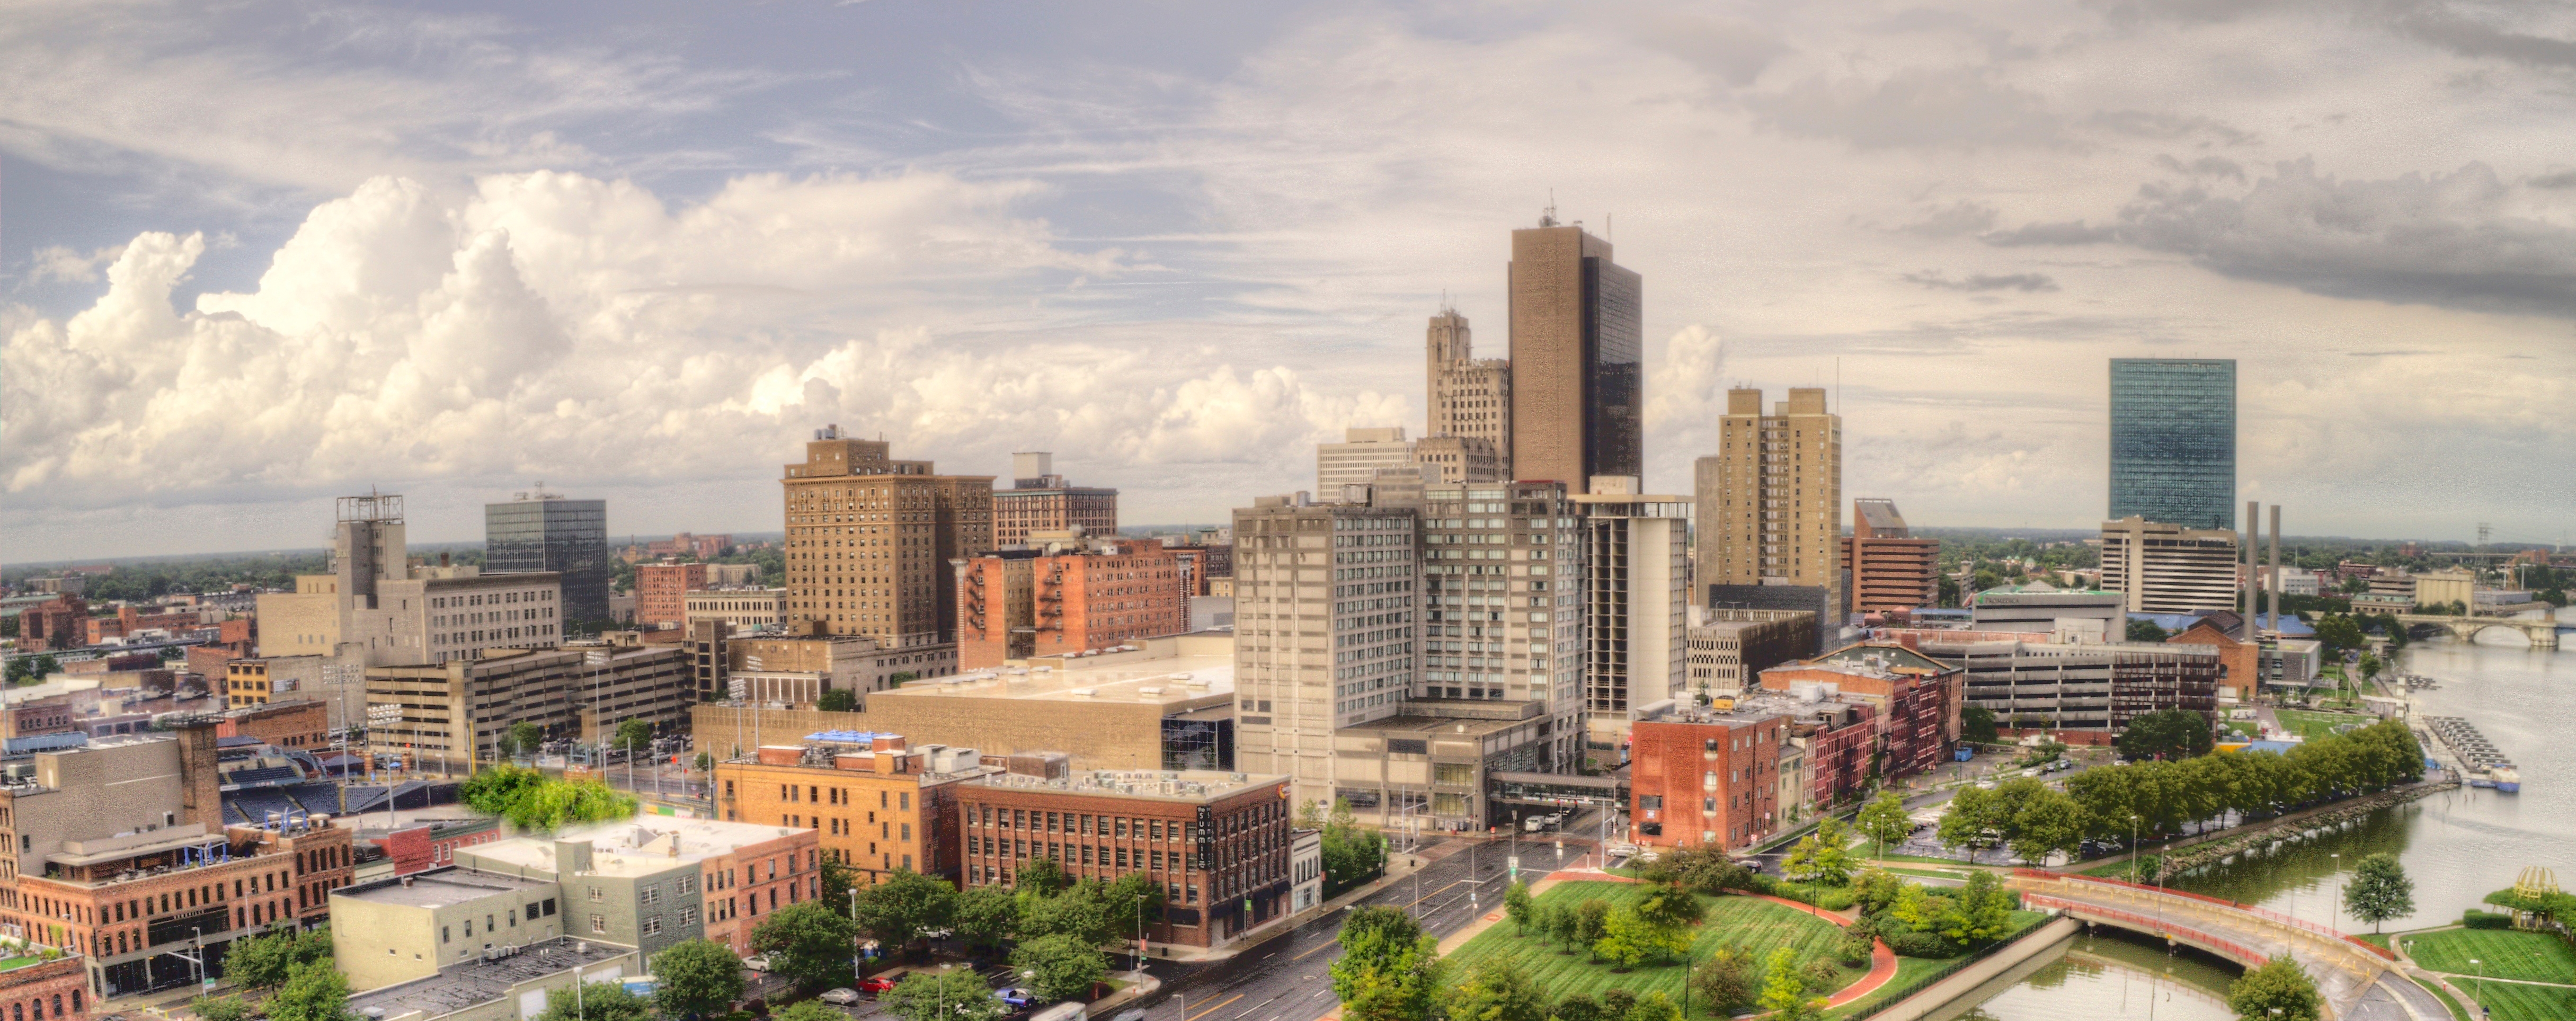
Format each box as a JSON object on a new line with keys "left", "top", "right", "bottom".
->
{"left": 1445, "top": 881, "right": 1860, "bottom": 1016}
{"left": 2401, "top": 928, "right": 2576, "bottom": 984}
{"left": 2450, "top": 979, "right": 2576, "bottom": 1021}
{"left": 2273, "top": 709, "right": 2374, "bottom": 741}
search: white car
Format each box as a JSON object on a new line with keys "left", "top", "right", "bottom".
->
{"left": 821, "top": 989, "right": 861, "bottom": 1006}
{"left": 743, "top": 955, "right": 774, "bottom": 972}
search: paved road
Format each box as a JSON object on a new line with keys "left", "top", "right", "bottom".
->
{"left": 1118, "top": 834, "right": 1591, "bottom": 1021}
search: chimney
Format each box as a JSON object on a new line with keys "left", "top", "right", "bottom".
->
{"left": 440, "top": 552, "right": 452, "bottom": 567}
{"left": 175, "top": 718, "right": 223, "bottom": 832}
{"left": 2268, "top": 505, "right": 2282, "bottom": 634}
{"left": 555, "top": 838, "right": 594, "bottom": 876}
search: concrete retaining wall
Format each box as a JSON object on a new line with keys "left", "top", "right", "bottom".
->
{"left": 1861, "top": 916, "right": 2081, "bottom": 1021}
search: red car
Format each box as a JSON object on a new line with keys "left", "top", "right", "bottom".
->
{"left": 856, "top": 977, "right": 899, "bottom": 995}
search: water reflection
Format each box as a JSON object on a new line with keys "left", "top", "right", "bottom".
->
{"left": 2167, "top": 634, "right": 2575, "bottom": 931}
{"left": 1942, "top": 930, "right": 2237, "bottom": 1021}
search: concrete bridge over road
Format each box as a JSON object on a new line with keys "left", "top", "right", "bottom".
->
{"left": 2391, "top": 610, "right": 2560, "bottom": 649}
{"left": 2008, "top": 871, "right": 2447, "bottom": 1021}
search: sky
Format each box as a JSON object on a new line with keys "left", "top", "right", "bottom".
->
{"left": 5, "top": 0, "right": 2573, "bottom": 561}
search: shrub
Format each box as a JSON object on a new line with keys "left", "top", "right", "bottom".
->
{"left": 1881, "top": 929, "right": 1962, "bottom": 959}
{"left": 1835, "top": 932, "right": 1876, "bottom": 967}
{"left": 1800, "top": 959, "right": 1841, "bottom": 991}
{"left": 2463, "top": 910, "right": 2515, "bottom": 930}
{"left": 1816, "top": 889, "right": 1857, "bottom": 912}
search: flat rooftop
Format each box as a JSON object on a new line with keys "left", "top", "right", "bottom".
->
{"left": 962, "top": 768, "right": 1286, "bottom": 804}
{"left": 460, "top": 814, "right": 807, "bottom": 878}
{"left": 877, "top": 634, "right": 1233, "bottom": 706}
{"left": 339, "top": 868, "right": 555, "bottom": 909}
{"left": 347, "top": 937, "right": 628, "bottom": 1019}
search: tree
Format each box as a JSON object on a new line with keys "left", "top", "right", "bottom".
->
{"left": 1103, "top": 872, "right": 1167, "bottom": 948}
{"left": 1757, "top": 947, "right": 1819, "bottom": 1021}
{"left": 192, "top": 997, "right": 253, "bottom": 1021}
{"left": 2117, "top": 709, "right": 2214, "bottom": 762}
{"left": 882, "top": 969, "right": 1008, "bottom": 1021}
{"left": 225, "top": 926, "right": 332, "bottom": 991}
{"left": 1782, "top": 818, "right": 1854, "bottom": 887}
{"left": 817, "top": 689, "right": 859, "bottom": 713}
{"left": 1960, "top": 705, "right": 1998, "bottom": 745}
{"left": 852, "top": 867, "right": 957, "bottom": 949}
{"left": 1544, "top": 903, "right": 1582, "bottom": 952}
{"left": 775, "top": 1003, "right": 847, "bottom": 1021}
{"left": 1017, "top": 856, "right": 1071, "bottom": 896}
{"left": 2355, "top": 653, "right": 2383, "bottom": 683}
{"left": 749, "top": 900, "right": 863, "bottom": 989}
{"left": 504, "top": 779, "right": 638, "bottom": 831}
{"left": 1621, "top": 992, "right": 1680, "bottom": 1021}
{"left": 1591, "top": 907, "right": 1655, "bottom": 970}
{"left": 1552, "top": 993, "right": 1603, "bottom": 1021}
{"left": 2009, "top": 787, "right": 2086, "bottom": 865}
{"left": 652, "top": 939, "right": 745, "bottom": 1019}
{"left": 500, "top": 722, "right": 544, "bottom": 759}
{"left": 1856, "top": 792, "right": 1911, "bottom": 858}
{"left": 2227, "top": 957, "right": 2321, "bottom": 1021}
{"left": 1689, "top": 947, "right": 1756, "bottom": 1015}
{"left": 265, "top": 961, "right": 356, "bottom": 1021}
{"left": 1936, "top": 871, "right": 2015, "bottom": 947}
{"left": 2314, "top": 615, "right": 2366, "bottom": 656}
{"left": 614, "top": 718, "right": 654, "bottom": 754}
{"left": 2127, "top": 618, "right": 2169, "bottom": 643}
{"left": 1573, "top": 900, "right": 1611, "bottom": 960}
{"left": 2343, "top": 853, "right": 2415, "bottom": 933}
{"left": 1012, "top": 934, "right": 1109, "bottom": 1003}
{"left": 1852, "top": 868, "right": 1907, "bottom": 916}
{"left": 1019, "top": 880, "right": 1114, "bottom": 945}
{"left": 1331, "top": 907, "right": 1445, "bottom": 1021}
{"left": 694, "top": 751, "right": 713, "bottom": 771}
{"left": 1443, "top": 958, "right": 1549, "bottom": 1021}
{"left": 816, "top": 856, "right": 863, "bottom": 923}
{"left": 1504, "top": 881, "right": 1535, "bottom": 935}
{"left": 460, "top": 766, "right": 548, "bottom": 815}
{"left": 954, "top": 884, "right": 1019, "bottom": 955}
{"left": 1889, "top": 883, "right": 1935, "bottom": 933}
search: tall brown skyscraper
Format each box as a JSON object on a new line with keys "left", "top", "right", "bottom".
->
{"left": 1508, "top": 212, "right": 1641, "bottom": 489}
{"left": 781, "top": 426, "right": 993, "bottom": 646}
{"left": 1426, "top": 307, "right": 1511, "bottom": 478}
{"left": 1693, "top": 388, "right": 1841, "bottom": 610}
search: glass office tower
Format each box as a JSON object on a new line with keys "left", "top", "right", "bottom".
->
{"left": 2108, "top": 359, "right": 2236, "bottom": 530}
{"left": 485, "top": 493, "right": 610, "bottom": 628}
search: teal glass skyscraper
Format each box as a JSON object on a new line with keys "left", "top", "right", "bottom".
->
{"left": 2109, "top": 358, "right": 2235, "bottom": 529}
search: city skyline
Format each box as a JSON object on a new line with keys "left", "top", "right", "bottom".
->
{"left": 7, "top": 2, "right": 2574, "bottom": 560}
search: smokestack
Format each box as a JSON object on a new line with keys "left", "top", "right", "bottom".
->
{"left": 2269, "top": 505, "right": 2282, "bottom": 634}
{"left": 2244, "top": 500, "right": 2260, "bottom": 638}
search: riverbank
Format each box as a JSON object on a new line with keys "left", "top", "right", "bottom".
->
{"left": 1827, "top": 914, "right": 2078, "bottom": 1020}
{"left": 2147, "top": 778, "right": 2460, "bottom": 881}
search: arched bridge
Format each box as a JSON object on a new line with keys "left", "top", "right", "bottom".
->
{"left": 2392, "top": 611, "right": 2560, "bottom": 649}
{"left": 2008, "top": 871, "right": 2446, "bottom": 1021}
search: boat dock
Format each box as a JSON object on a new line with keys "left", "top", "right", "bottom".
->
{"left": 2421, "top": 716, "right": 2520, "bottom": 792}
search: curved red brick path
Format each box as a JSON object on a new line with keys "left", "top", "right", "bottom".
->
{"left": 1535, "top": 869, "right": 1900, "bottom": 1009}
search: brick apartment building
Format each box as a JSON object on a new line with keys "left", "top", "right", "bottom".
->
{"left": 714, "top": 735, "right": 995, "bottom": 889}
{"left": 636, "top": 560, "right": 707, "bottom": 627}
{"left": 1841, "top": 499, "right": 1940, "bottom": 615}
{"left": 780, "top": 428, "right": 996, "bottom": 646}
{"left": 13, "top": 595, "right": 89, "bottom": 652}
{"left": 955, "top": 533, "right": 1189, "bottom": 669}
{"left": 955, "top": 767, "right": 1294, "bottom": 947}
{"left": 84, "top": 606, "right": 210, "bottom": 645}
{"left": 994, "top": 453, "right": 1118, "bottom": 547}
{"left": 1758, "top": 644, "right": 1961, "bottom": 784}
{"left": 1629, "top": 711, "right": 1789, "bottom": 849}
{"left": 0, "top": 953, "right": 89, "bottom": 1021}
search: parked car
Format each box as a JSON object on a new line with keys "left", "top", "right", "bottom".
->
{"left": 743, "top": 955, "right": 774, "bottom": 972}
{"left": 995, "top": 988, "right": 1037, "bottom": 1008}
{"left": 821, "top": 989, "right": 861, "bottom": 1006}
{"left": 1107, "top": 1009, "right": 1148, "bottom": 1021}
{"left": 1523, "top": 813, "right": 1559, "bottom": 832}
{"left": 857, "top": 976, "right": 899, "bottom": 995}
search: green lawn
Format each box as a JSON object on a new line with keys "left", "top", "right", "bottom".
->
{"left": 1823, "top": 956, "right": 1951, "bottom": 1017}
{"left": 2356, "top": 933, "right": 2392, "bottom": 951}
{"left": 2409, "top": 974, "right": 2472, "bottom": 1021}
{"left": 2274, "top": 709, "right": 2374, "bottom": 741}
{"left": 2454, "top": 979, "right": 2576, "bottom": 1021}
{"left": 1447, "top": 882, "right": 1857, "bottom": 1018}
{"left": 2403, "top": 929, "right": 2576, "bottom": 984}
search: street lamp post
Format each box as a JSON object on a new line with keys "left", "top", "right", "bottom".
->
{"left": 2129, "top": 815, "right": 2142, "bottom": 885}
{"left": 2329, "top": 853, "right": 2343, "bottom": 933}
{"left": 1133, "top": 893, "right": 1148, "bottom": 978}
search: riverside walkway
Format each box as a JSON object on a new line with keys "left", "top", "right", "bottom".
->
{"left": 2007, "top": 871, "right": 2447, "bottom": 1021}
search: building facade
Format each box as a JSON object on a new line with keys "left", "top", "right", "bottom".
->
{"left": 365, "top": 646, "right": 691, "bottom": 770}
{"left": 1842, "top": 499, "right": 1938, "bottom": 615}
{"left": 1888, "top": 631, "right": 2220, "bottom": 739}
{"left": 1571, "top": 484, "right": 1690, "bottom": 751}
{"left": 1425, "top": 308, "right": 1511, "bottom": 478}
{"left": 683, "top": 589, "right": 787, "bottom": 632}
{"left": 1315, "top": 428, "right": 1417, "bottom": 496}
{"left": 1684, "top": 607, "right": 1817, "bottom": 698}
{"left": 2100, "top": 517, "right": 2241, "bottom": 614}
{"left": 484, "top": 492, "right": 611, "bottom": 629}
{"left": 1628, "top": 709, "right": 1788, "bottom": 849}
{"left": 1694, "top": 388, "right": 1842, "bottom": 618}
{"left": 955, "top": 769, "right": 1294, "bottom": 947}
{"left": 993, "top": 452, "right": 1118, "bottom": 548}
{"left": 955, "top": 533, "right": 1190, "bottom": 670}
{"left": 781, "top": 428, "right": 996, "bottom": 646}
{"left": 714, "top": 736, "right": 993, "bottom": 888}
{"left": 635, "top": 561, "right": 706, "bottom": 627}
{"left": 1508, "top": 215, "right": 1641, "bottom": 486}
{"left": 2109, "top": 358, "right": 2236, "bottom": 530}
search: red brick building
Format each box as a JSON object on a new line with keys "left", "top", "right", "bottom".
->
{"left": 956, "top": 535, "right": 1189, "bottom": 669}
{"left": 1757, "top": 644, "right": 1964, "bottom": 805}
{"left": 364, "top": 818, "right": 506, "bottom": 876}
{"left": 993, "top": 453, "right": 1117, "bottom": 547}
{"left": 956, "top": 768, "right": 1293, "bottom": 947}
{"left": 1841, "top": 499, "right": 1939, "bottom": 614}
{"left": 636, "top": 560, "right": 707, "bottom": 626}
{"left": 1629, "top": 712, "right": 1788, "bottom": 850}
{"left": 16, "top": 596, "right": 88, "bottom": 652}
{"left": 215, "top": 699, "right": 332, "bottom": 751}
{"left": 0, "top": 952, "right": 90, "bottom": 1021}
{"left": 83, "top": 606, "right": 207, "bottom": 645}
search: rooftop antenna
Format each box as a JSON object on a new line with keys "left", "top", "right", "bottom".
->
{"left": 1541, "top": 190, "right": 1557, "bottom": 228}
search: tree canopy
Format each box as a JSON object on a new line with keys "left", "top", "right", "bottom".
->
{"left": 1011, "top": 934, "right": 1109, "bottom": 1003}
{"left": 749, "top": 900, "right": 863, "bottom": 988}
{"left": 460, "top": 766, "right": 636, "bottom": 831}
{"left": 882, "top": 969, "right": 1007, "bottom": 1021}
{"left": 2227, "top": 957, "right": 2321, "bottom": 1021}
{"left": 225, "top": 926, "right": 332, "bottom": 991}
{"left": 265, "top": 961, "right": 356, "bottom": 1021}
{"left": 537, "top": 982, "right": 652, "bottom": 1021}
{"left": 651, "top": 939, "right": 745, "bottom": 1019}
{"left": 1331, "top": 907, "right": 1445, "bottom": 1021}
{"left": 851, "top": 867, "right": 958, "bottom": 947}
{"left": 2342, "top": 853, "right": 2415, "bottom": 933}
{"left": 2116, "top": 709, "right": 2215, "bottom": 762}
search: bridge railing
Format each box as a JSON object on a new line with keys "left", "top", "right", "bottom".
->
{"left": 2015, "top": 870, "right": 2397, "bottom": 961}
{"left": 2024, "top": 894, "right": 2271, "bottom": 965}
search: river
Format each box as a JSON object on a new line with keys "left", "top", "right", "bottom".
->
{"left": 1934, "top": 930, "right": 2240, "bottom": 1021}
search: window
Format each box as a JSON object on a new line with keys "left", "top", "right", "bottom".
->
{"left": 591, "top": 915, "right": 607, "bottom": 935}
{"left": 588, "top": 886, "right": 603, "bottom": 902}
{"left": 642, "top": 917, "right": 662, "bottom": 936}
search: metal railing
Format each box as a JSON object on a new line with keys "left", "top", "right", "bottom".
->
{"left": 2021, "top": 894, "right": 2270, "bottom": 966}
{"left": 2015, "top": 869, "right": 2398, "bottom": 961}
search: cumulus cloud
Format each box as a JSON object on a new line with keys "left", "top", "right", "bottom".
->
{"left": 0, "top": 171, "right": 1390, "bottom": 513}
{"left": 1903, "top": 270, "right": 2059, "bottom": 292}
{"left": 25, "top": 244, "right": 125, "bottom": 284}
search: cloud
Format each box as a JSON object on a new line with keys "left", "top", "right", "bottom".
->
{"left": 2087, "top": 110, "right": 2256, "bottom": 146}
{"left": 1981, "top": 220, "right": 2120, "bottom": 246}
{"left": 0, "top": 171, "right": 1388, "bottom": 512}
{"left": 1904, "top": 270, "right": 2059, "bottom": 292}
{"left": 1750, "top": 66, "right": 2062, "bottom": 149}
{"left": 2155, "top": 154, "right": 2246, "bottom": 180}
{"left": 1897, "top": 201, "right": 2001, "bottom": 237}
{"left": 2527, "top": 170, "right": 2576, "bottom": 189}
{"left": 1622, "top": 9, "right": 1789, "bottom": 87}
{"left": 2394, "top": 10, "right": 2576, "bottom": 69}
{"left": 2118, "top": 159, "right": 2576, "bottom": 316}
{"left": 25, "top": 244, "right": 124, "bottom": 284}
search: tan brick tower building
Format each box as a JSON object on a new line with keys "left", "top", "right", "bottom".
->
{"left": 781, "top": 427, "right": 994, "bottom": 646}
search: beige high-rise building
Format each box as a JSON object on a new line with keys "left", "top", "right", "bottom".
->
{"left": 255, "top": 493, "right": 565, "bottom": 667}
{"left": 1413, "top": 435, "right": 1504, "bottom": 485}
{"left": 2099, "top": 516, "right": 2240, "bottom": 614}
{"left": 1693, "top": 388, "right": 1842, "bottom": 611}
{"left": 1426, "top": 308, "right": 1512, "bottom": 476}
{"left": 1508, "top": 214, "right": 1642, "bottom": 487}
{"left": 781, "top": 425, "right": 994, "bottom": 646}
{"left": 1316, "top": 427, "right": 1417, "bottom": 495}
{"left": 1572, "top": 480, "right": 1691, "bottom": 751}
